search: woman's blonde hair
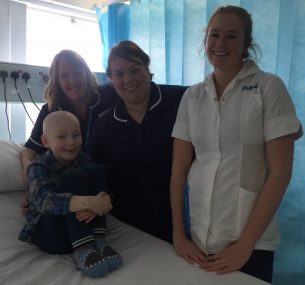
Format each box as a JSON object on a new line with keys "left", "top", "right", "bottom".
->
{"left": 203, "top": 5, "right": 260, "bottom": 60}
{"left": 44, "top": 49, "right": 98, "bottom": 111}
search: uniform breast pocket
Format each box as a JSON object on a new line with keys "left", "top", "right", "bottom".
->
{"left": 242, "top": 93, "right": 264, "bottom": 144}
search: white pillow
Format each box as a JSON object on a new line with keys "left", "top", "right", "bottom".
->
{"left": 0, "top": 140, "right": 25, "bottom": 192}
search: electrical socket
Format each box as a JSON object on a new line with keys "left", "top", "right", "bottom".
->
{"left": 0, "top": 71, "right": 8, "bottom": 81}
{"left": 22, "top": 72, "right": 31, "bottom": 83}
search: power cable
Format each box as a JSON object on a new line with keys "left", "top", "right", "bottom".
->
{"left": 0, "top": 71, "right": 12, "bottom": 140}
{"left": 22, "top": 72, "right": 41, "bottom": 111}
{"left": 11, "top": 71, "right": 35, "bottom": 125}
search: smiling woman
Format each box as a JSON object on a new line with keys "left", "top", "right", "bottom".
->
{"left": 204, "top": 7, "right": 257, "bottom": 98}
{"left": 20, "top": 50, "right": 116, "bottom": 176}
{"left": 109, "top": 57, "right": 151, "bottom": 123}
{"left": 106, "top": 42, "right": 152, "bottom": 123}
{"left": 88, "top": 40, "right": 188, "bottom": 243}
{"left": 170, "top": 5, "right": 302, "bottom": 284}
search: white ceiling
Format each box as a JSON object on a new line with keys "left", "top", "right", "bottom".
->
{"left": 56, "top": 0, "right": 125, "bottom": 10}
{"left": 56, "top": 1, "right": 100, "bottom": 10}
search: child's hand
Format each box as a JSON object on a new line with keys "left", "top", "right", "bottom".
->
{"left": 76, "top": 209, "right": 96, "bottom": 223}
{"left": 20, "top": 198, "right": 29, "bottom": 214}
{"left": 173, "top": 235, "right": 208, "bottom": 267}
{"left": 90, "top": 192, "right": 113, "bottom": 216}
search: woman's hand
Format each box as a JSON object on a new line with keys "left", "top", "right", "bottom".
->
{"left": 75, "top": 209, "right": 96, "bottom": 223}
{"left": 203, "top": 240, "right": 253, "bottom": 275}
{"left": 20, "top": 148, "right": 37, "bottom": 178}
{"left": 173, "top": 235, "right": 208, "bottom": 267}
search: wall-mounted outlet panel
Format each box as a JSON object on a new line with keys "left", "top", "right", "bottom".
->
{"left": 0, "top": 61, "right": 49, "bottom": 103}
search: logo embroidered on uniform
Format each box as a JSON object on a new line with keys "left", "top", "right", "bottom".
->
{"left": 242, "top": 83, "right": 258, "bottom": 91}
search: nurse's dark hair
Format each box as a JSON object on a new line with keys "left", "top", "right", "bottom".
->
{"left": 203, "top": 5, "right": 260, "bottom": 60}
{"left": 44, "top": 49, "right": 98, "bottom": 111}
{"left": 106, "top": 40, "right": 152, "bottom": 79}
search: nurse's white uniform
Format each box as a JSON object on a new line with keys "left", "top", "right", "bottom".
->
{"left": 172, "top": 60, "right": 302, "bottom": 254}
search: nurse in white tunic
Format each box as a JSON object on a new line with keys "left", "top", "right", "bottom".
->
{"left": 170, "top": 5, "right": 302, "bottom": 283}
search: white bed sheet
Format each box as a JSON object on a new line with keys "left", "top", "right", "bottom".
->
{"left": 0, "top": 191, "right": 269, "bottom": 285}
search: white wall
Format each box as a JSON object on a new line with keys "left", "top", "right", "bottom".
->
{"left": 0, "top": 0, "right": 26, "bottom": 63}
{"left": 0, "top": 1, "right": 27, "bottom": 142}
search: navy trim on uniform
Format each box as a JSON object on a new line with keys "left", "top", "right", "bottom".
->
{"left": 113, "top": 81, "right": 162, "bottom": 123}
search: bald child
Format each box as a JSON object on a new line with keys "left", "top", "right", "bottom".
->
{"left": 19, "top": 111, "right": 122, "bottom": 278}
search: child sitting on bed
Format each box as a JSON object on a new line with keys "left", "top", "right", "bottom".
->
{"left": 19, "top": 111, "right": 123, "bottom": 278}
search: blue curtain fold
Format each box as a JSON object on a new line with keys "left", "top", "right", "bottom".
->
{"left": 96, "top": 3, "right": 130, "bottom": 71}
{"left": 96, "top": 1, "right": 305, "bottom": 284}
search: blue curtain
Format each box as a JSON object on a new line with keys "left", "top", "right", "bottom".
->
{"left": 97, "top": 1, "right": 305, "bottom": 284}
{"left": 96, "top": 3, "right": 130, "bottom": 71}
